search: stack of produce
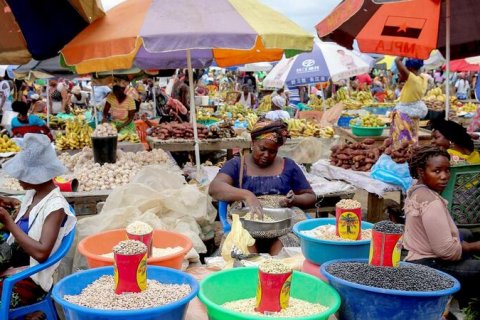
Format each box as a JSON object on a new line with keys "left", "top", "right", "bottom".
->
{"left": 55, "top": 119, "right": 93, "bottom": 150}
{"left": 352, "top": 90, "right": 374, "bottom": 105}
{"left": 330, "top": 139, "right": 380, "bottom": 171}
{"left": 424, "top": 87, "right": 460, "bottom": 111}
{"left": 0, "top": 135, "right": 21, "bottom": 153}
{"left": 207, "top": 122, "right": 237, "bottom": 139}
{"left": 149, "top": 122, "right": 208, "bottom": 140}
{"left": 245, "top": 113, "right": 259, "bottom": 131}
{"left": 196, "top": 108, "right": 218, "bottom": 123}
{"left": 285, "top": 119, "right": 335, "bottom": 138}
{"left": 92, "top": 123, "right": 117, "bottom": 137}
{"left": 461, "top": 102, "right": 478, "bottom": 113}
{"left": 383, "top": 138, "right": 412, "bottom": 164}
{"left": 57, "top": 148, "right": 174, "bottom": 192}
{"left": 308, "top": 94, "right": 323, "bottom": 110}
{"left": 349, "top": 113, "right": 384, "bottom": 127}
{"left": 37, "top": 114, "right": 67, "bottom": 130}
{"left": 256, "top": 95, "right": 272, "bottom": 113}
{"left": 118, "top": 132, "right": 140, "bottom": 143}
{"left": 217, "top": 103, "right": 247, "bottom": 117}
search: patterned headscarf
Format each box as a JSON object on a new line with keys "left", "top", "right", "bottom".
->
{"left": 250, "top": 120, "right": 289, "bottom": 146}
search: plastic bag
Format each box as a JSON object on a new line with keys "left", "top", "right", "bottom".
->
{"left": 371, "top": 154, "right": 413, "bottom": 193}
{"left": 221, "top": 214, "right": 255, "bottom": 269}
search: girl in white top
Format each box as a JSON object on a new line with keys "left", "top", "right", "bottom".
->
{"left": 236, "top": 85, "right": 256, "bottom": 108}
{"left": 0, "top": 133, "right": 76, "bottom": 314}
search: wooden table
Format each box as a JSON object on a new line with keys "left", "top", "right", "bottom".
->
{"left": 147, "top": 137, "right": 251, "bottom": 158}
{"left": 335, "top": 126, "right": 432, "bottom": 147}
{"left": 311, "top": 160, "right": 401, "bottom": 223}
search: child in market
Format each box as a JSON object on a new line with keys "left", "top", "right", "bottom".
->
{"left": 403, "top": 146, "right": 480, "bottom": 309}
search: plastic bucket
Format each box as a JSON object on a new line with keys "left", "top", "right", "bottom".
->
{"left": 78, "top": 229, "right": 192, "bottom": 270}
{"left": 198, "top": 267, "right": 340, "bottom": 320}
{"left": 91, "top": 136, "right": 117, "bottom": 164}
{"left": 321, "top": 259, "right": 461, "bottom": 320}
{"left": 293, "top": 218, "right": 373, "bottom": 265}
{"left": 52, "top": 266, "right": 199, "bottom": 320}
{"left": 53, "top": 177, "right": 79, "bottom": 192}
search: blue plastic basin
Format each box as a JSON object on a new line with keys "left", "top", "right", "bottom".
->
{"left": 52, "top": 266, "right": 199, "bottom": 320}
{"left": 321, "top": 259, "right": 461, "bottom": 320}
{"left": 293, "top": 218, "right": 373, "bottom": 265}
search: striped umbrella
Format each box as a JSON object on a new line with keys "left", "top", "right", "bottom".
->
{"left": 59, "top": 0, "right": 313, "bottom": 74}
{"left": 0, "top": 0, "right": 104, "bottom": 64}
{"left": 60, "top": 0, "right": 313, "bottom": 172}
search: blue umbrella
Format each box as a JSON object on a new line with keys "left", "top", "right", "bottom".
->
{"left": 263, "top": 41, "right": 371, "bottom": 88}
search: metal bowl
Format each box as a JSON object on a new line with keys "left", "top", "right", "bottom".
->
{"left": 230, "top": 207, "right": 295, "bottom": 238}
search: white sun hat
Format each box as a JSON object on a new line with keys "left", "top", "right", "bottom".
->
{"left": 3, "top": 133, "right": 66, "bottom": 184}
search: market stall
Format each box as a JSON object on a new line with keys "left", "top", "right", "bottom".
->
{"left": 335, "top": 126, "right": 432, "bottom": 147}
{"left": 311, "top": 159, "right": 400, "bottom": 223}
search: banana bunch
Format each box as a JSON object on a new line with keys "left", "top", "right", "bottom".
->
{"left": 245, "top": 113, "right": 259, "bottom": 131}
{"left": 257, "top": 95, "right": 272, "bottom": 113}
{"left": 462, "top": 102, "right": 478, "bottom": 113}
{"left": 335, "top": 87, "right": 349, "bottom": 102}
{"left": 55, "top": 119, "right": 93, "bottom": 150}
{"left": 285, "top": 119, "right": 335, "bottom": 138}
{"left": 197, "top": 109, "right": 217, "bottom": 122}
{"left": 356, "top": 91, "right": 374, "bottom": 105}
{"left": 217, "top": 103, "right": 246, "bottom": 116}
{"left": 308, "top": 94, "right": 324, "bottom": 110}
{"left": 37, "top": 114, "right": 67, "bottom": 130}
{"left": 0, "top": 135, "right": 21, "bottom": 153}
{"left": 71, "top": 107, "right": 86, "bottom": 116}
{"left": 118, "top": 132, "right": 140, "bottom": 143}
{"left": 426, "top": 87, "right": 443, "bottom": 97}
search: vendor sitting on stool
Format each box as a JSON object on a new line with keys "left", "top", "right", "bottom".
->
{"left": 102, "top": 83, "right": 136, "bottom": 135}
{"left": 209, "top": 120, "right": 316, "bottom": 255}
{"left": 11, "top": 101, "right": 53, "bottom": 141}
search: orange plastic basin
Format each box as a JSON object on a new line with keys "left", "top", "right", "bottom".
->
{"left": 78, "top": 229, "right": 192, "bottom": 269}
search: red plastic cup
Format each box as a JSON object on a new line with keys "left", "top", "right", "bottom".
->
{"left": 114, "top": 249, "right": 147, "bottom": 294}
{"left": 335, "top": 206, "right": 362, "bottom": 240}
{"left": 369, "top": 230, "right": 403, "bottom": 267}
{"left": 127, "top": 231, "right": 153, "bottom": 257}
{"left": 255, "top": 269, "right": 292, "bottom": 313}
{"left": 53, "top": 177, "right": 79, "bottom": 192}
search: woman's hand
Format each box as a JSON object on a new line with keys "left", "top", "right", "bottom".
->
{"left": 279, "top": 190, "right": 295, "bottom": 208}
{"left": 0, "top": 196, "right": 20, "bottom": 210}
{"left": 245, "top": 192, "right": 263, "bottom": 220}
{"left": 0, "top": 207, "right": 14, "bottom": 228}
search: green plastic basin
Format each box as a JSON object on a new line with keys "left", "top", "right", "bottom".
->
{"left": 198, "top": 267, "right": 341, "bottom": 320}
{"left": 351, "top": 125, "right": 385, "bottom": 137}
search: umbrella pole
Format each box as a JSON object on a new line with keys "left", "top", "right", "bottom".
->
{"left": 445, "top": 0, "right": 451, "bottom": 120}
{"left": 186, "top": 49, "right": 201, "bottom": 174}
{"left": 91, "top": 85, "right": 98, "bottom": 125}
{"left": 152, "top": 83, "right": 157, "bottom": 118}
{"left": 46, "top": 79, "right": 50, "bottom": 128}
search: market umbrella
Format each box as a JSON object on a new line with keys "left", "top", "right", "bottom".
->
{"left": 238, "top": 62, "right": 273, "bottom": 72}
{"left": 60, "top": 0, "right": 314, "bottom": 171}
{"left": 0, "top": 0, "right": 104, "bottom": 64}
{"left": 263, "top": 41, "right": 371, "bottom": 89}
{"left": 316, "top": 0, "right": 480, "bottom": 60}
{"left": 448, "top": 58, "right": 480, "bottom": 72}
{"left": 316, "top": 0, "right": 480, "bottom": 119}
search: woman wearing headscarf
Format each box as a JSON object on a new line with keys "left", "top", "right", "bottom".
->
{"left": 0, "top": 134, "right": 76, "bottom": 318}
{"left": 209, "top": 120, "right": 316, "bottom": 255}
{"left": 102, "top": 83, "right": 136, "bottom": 134}
{"left": 390, "top": 57, "right": 429, "bottom": 149}
{"left": 68, "top": 86, "right": 89, "bottom": 109}
{"left": 431, "top": 119, "right": 480, "bottom": 165}
{"left": 265, "top": 95, "right": 290, "bottom": 121}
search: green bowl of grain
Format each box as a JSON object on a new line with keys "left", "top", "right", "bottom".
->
{"left": 198, "top": 267, "right": 340, "bottom": 319}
